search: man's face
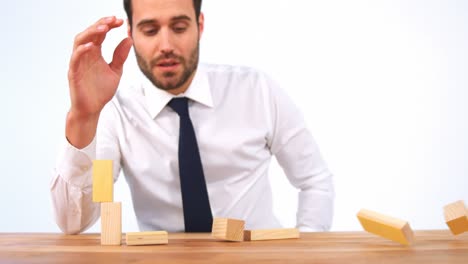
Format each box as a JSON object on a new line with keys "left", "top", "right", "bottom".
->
{"left": 129, "top": 0, "right": 203, "bottom": 94}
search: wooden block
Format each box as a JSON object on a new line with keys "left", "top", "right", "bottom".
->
{"left": 92, "top": 160, "right": 113, "bottom": 202}
{"left": 357, "top": 209, "right": 414, "bottom": 245}
{"left": 126, "top": 231, "right": 168, "bottom": 246}
{"left": 444, "top": 200, "right": 468, "bottom": 235}
{"left": 212, "top": 218, "right": 245, "bottom": 242}
{"left": 244, "top": 228, "right": 300, "bottom": 241}
{"left": 101, "top": 202, "right": 121, "bottom": 245}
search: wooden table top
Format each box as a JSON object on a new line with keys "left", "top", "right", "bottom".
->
{"left": 1, "top": 230, "right": 467, "bottom": 263}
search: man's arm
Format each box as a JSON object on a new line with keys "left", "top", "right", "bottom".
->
{"left": 50, "top": 138, "right": 99, "bottom": 234}
{"left": 51, "top": 102, "right": 123, "bottom": 234}
{"left": 50, "top": 16, "right": 132, "bottom": 234}
{"left": 264, "top": 74, "right": 334, "bottom": 232}
{"left": 274, "top": 129, "right": 334, "bottom": 232}
{"left": 66, "top": 16, "right": 132, "bottom": 148}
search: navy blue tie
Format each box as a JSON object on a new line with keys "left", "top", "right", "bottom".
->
{"left": 168, "top": 97, "right": 213, "bottom": 232}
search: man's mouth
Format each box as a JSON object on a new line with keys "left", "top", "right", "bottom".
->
{"left": 157, "top": 60, "right": 180, "bottom": 68}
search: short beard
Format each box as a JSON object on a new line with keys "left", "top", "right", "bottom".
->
{"left": 135, "top": 42, "right": 200, "bottom": 91}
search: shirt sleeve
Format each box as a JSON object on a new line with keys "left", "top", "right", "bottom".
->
{"left": 50, "top": 102, "right": 122, "bottom": 234}
{"left": 263, "top": 73, "right": 335, "bottom": 232}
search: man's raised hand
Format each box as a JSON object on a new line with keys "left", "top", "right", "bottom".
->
{"left": 68, "top": 16, "right": 132, "bottom": 119}
{"left": 66, "top": 16, "right": 133, "bottom": 148}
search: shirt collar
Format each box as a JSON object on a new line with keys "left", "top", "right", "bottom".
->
{"left": 143, "top": 64, "right": 213, "bottom": 119}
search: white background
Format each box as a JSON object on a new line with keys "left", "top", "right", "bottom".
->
{"left": 1, "top": 0, "right": 467, "bottom": 232}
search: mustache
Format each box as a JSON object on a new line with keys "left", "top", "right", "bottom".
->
{"left": 150, "top": 53, "right": 185, "bottom": 67}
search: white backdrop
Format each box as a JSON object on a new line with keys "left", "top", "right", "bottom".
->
{"left": 1, "top": 0, "right": 467, "bottom": 233}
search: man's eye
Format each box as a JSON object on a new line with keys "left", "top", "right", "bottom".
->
{"left": 173, "top": 27, "right": 187, "bottom": 33}
{"left": 143, "top": 28, "right": 158, "bottom": 36}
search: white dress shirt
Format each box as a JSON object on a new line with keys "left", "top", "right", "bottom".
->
{"left": 51, "top": 63, "right": 334, "bottom": 234}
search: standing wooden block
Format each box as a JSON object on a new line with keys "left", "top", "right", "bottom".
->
{"left": 357, "top": 209, "right": 414, "bottom": 245}
{"left": 92, "top": 160, "right": 113, "bottom": 202}
{"left": 126, "top": 231, "right": 169, "bottom": 246}
{"left": 101, "top": 202, "right": 121, "bottom": 245}
{"left": 444, "top": 200, "right": 468, "bottom": 235}
{"left": 212, "top": 218, "right": 245, "bottom": 242}
{"left": 244, "top": 228, "right": 300, "bottom": 241}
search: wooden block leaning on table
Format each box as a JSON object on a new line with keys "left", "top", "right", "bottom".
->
{"left": 444, "top": 200, "right": 468, "bottom": 235}
{"left": 92, "top": 160, "right": 113, "bottom": 202}
{"left": 212, "top": 218, "right": 245, "bottom": 242}
{"left": 126, "top": 231, "right": 168, "bottom": 246}
{"left": 244, "top": 228, "right": 300, "bottom": 241}
{"left": 101, "top": 202, "right": 122, "bottom": 245}
{"left": 357, "top": 209, "right": 414, "bottom": 246}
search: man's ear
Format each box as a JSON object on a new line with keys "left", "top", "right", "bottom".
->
{"left": 198, "top": 12, "right": 204, "bottom": 39}
{"left": 127, "top": 19, "right": 132, "bottom": 38}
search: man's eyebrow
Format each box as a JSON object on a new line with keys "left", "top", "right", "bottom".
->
{"left": 171, "top": 15, "right": 191, "bottom": 22}
{"left": 136, "top": 15, "right": 192, "bottom": 27}
{"left": 137, "top": 19, "right": 158, "bottom": 28}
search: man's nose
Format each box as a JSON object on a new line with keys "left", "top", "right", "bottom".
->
{"left": 159, "top": 29, "right": 174, "bottom": 54}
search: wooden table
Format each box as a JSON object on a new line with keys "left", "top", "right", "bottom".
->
{"left": 1, "top": 230, "right": 467, "bottom": 263}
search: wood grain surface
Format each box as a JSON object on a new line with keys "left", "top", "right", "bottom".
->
{"left": 0, "top": 230, "right": 467, "bottom": 263}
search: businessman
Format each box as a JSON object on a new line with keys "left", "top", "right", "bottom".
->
{"left": 51, "top": 0, "right": 334, "bottom": 234}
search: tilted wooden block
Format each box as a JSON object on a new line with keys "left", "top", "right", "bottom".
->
{"left": 126, "top": 231, "right": 169, "bottom": 246}
{"left": 357, "top": 209, "right": 414, "bottom": 245}
{"left": 444, "top": 200, "right": 468, "bottom": 235}
{"left": 101, "top": 202, "right": 122, "bottom": 245}
{"left": 244, "top": 228, "right": 300, "bottom": 241}
{"left": 92, "top": 160, "right": 113, "bottom": 202}
{"left": 212, "top": 218, "right": 245, "bottom": 242}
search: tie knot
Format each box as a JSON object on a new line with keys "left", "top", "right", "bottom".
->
{"left": 168, "top": 97, "right": 189, "bottom": 117}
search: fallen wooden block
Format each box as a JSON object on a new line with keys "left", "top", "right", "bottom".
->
{"left": 444, "top": 200, "right": 468, "bottom": 235}
{"left": 244, "top": 228, "right": 300, "bottom": 241}
{"left": 126, "top": 231, "right": 168, "bottom": 246}
{"left": 101, "top": 202, "right": 121, "bottom": 245}
{"left": 357, "top": 209, "right": 414, "bottom": 245}
{"left": 92, "top": 160, "right": 113, "bottom": 202}
{"left": 212, "top": 218, "right": 245, "bottom": 242}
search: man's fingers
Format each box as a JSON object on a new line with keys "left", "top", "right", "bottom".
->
{"left": 109, "top": 38, "right": 133, "bottom": 75}
{"left": 69, "top": 42, "right": 95, "bottom": 75}
{"left": 73, "top": 16, "right": 124, "bottom": 51}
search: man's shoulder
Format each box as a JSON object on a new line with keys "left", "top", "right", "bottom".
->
{"left": 200, "top": 63, "right": 265, "bottom": 78}
{"left": 104, "top": 84, "right": 145, "bottom": 113}
{"left": 199, "top": 63, "right": 280, "bottom": 102}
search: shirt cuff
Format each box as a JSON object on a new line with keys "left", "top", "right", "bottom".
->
{"left": 55, "top": 136, "right": 97, "bottom": 189}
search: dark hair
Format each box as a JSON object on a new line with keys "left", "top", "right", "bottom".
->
{"left": 124, "top": 0, "right": 202, "bottom": 27}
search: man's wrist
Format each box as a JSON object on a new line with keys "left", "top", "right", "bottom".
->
{"left": 65, "top": 110, "right": 100, "bottom": 149}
